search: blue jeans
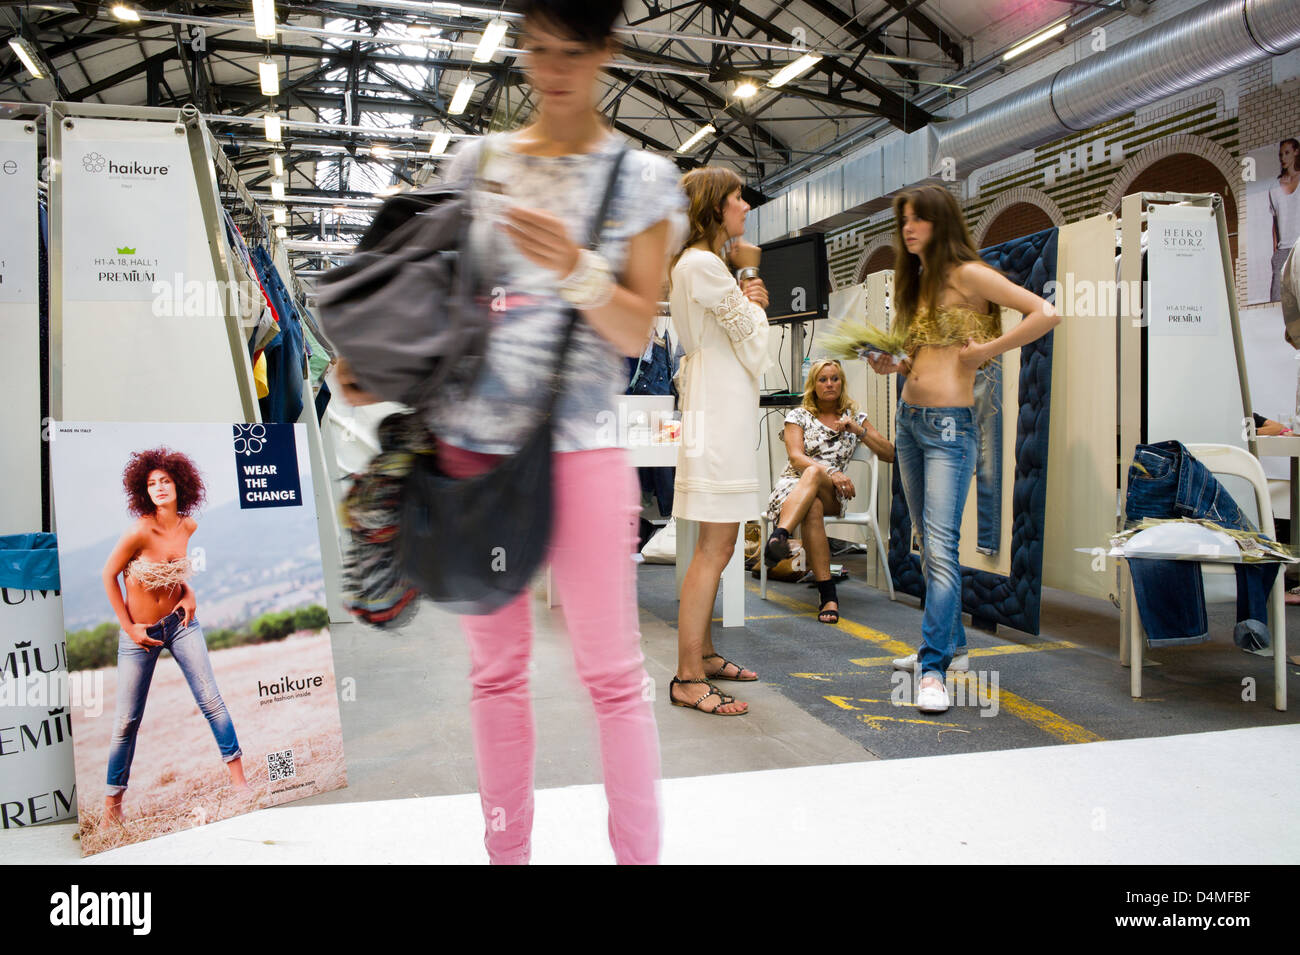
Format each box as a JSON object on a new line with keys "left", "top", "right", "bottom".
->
{"left": 106, "top": 612, "right": 242, "bottom": 794}
{"left": 973, "top": 358, "right": 1003, "bottom": 554}
{"left": 895, "top": 402, "right": 977, "bottom": 678}
{"left": 1125, "top": 441, "right": 1278, "bottom": 649}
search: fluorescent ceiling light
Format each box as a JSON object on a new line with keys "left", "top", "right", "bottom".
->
{"left": 676, "top": 124, "right": 716, "bottom": 154}
{"left": 473, "top": 18, "right": 509, "bottom": 62}
{"left": 270, "top": 180, "right": 285, "bottom": 200}
{"left": 429, "top": 131, "right": 451, "bottom": 155}
{"left": 1003, "top": 21, "right": 1068, "bottom": 61}
{"left": 252, "top": 0, "right": 277, "bottom": 40}
{"left": 332, "top": 205, "right": 349, "bottom": 214}
{"left": 7, "top": 38, "right": 44, "bottom": 79}
{"left": 768, "top": 53, "right": 822, "bottom": 89}
{"left": 263, "top": 113, "right": 282, "bottom": 142}
{"left": 269, "top": 154, "right": 283, "bottom": 177}
{"left": 370, "top": 143, "right": 391, "bottom": 158}
{"left": 734, "top": 81, "right": 758, "bottom": 100}
{"left": 259, "top": 58, "right": 279, "bottom": 96}
{"left": 111, "top": 4, "right": 141, "bottom": 21}
{"left": 448, "top": 77, "right": 475, "bottom": 115}
{"left": 273, "top": 206, "right": 286, "bottom": 224}
{"left": 374, "top": 184, "right": 401, "bottom": 197}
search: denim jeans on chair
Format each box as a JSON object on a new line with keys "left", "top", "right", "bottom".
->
{"left": 106, "top": 613, "right": 242, "bottom": 794}
{"left": 972, "top": 357, "right": 1003, "bottom": 554}
{"left": 895, "top": 402, "right": 978, "bottom": 678}
{"left": 1125, "top": 440, "right": 1278, "bottom": 650}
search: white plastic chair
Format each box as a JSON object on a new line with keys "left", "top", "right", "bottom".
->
{"left": 1123, "top": 443, "right": 1287, "bottom": 711}
{"left": 760, "top": 441, "right": 895, "bottom": 601}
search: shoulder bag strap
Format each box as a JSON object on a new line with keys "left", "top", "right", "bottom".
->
{"left": 542, "top": 143, "right": 629, "bottom": 417}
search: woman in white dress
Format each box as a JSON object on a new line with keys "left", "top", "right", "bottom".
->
{"left": 669, "top": 167, "right": 772, "bottom": 715}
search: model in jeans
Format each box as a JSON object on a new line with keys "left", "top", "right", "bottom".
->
{"left": 339, "top": 0, "right": 682, "bottom": 864}
{"left": 669, "top": 166, "right": 771, "bottom": 716}
{"left": 867, "top": 185, "right": 1058, "bottom": 713}
{"left": 100, "top": 448, "right": 245, "bottom": 827}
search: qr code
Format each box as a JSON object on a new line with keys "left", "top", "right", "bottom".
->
{"left": 267, "top": 749, "right": 295, "bottom": 782}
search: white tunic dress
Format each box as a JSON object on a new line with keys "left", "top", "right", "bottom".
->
{"left": 670, "top": 248, "right": 773, "bottom": 522}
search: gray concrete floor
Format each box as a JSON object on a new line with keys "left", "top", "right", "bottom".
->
{"left": 295, "top": 551, "right": 1299, "bottom": 810}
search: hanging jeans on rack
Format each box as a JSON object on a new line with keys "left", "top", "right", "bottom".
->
{"left": 1125, "top": 440, "right": 1277, "bottom": 650}
{"left": 972, "top": 357, "right": 1002, "bottom": 554}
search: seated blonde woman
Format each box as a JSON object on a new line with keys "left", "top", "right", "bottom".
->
{"left": 764, "top": 359, "right": 894, "bottom": 624}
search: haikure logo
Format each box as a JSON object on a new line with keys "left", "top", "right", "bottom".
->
{"left": 79, "top": 153, "right": 171, "bottom": 177}
{"left": 233, "top": 423, "right": 267, "bottom": 457}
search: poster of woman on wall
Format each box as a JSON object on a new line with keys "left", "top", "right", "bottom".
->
{"left": 1246, "top": 138, "right": 1300, "bottom": 306}
{"left": 51, "top": 421, "right": 347, "bottom": 856}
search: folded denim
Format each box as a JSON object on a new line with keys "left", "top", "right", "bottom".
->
{"left": 973, "top": 356, "right": 1002, "bottom": 554}
{"left": 1124, "top": 440, "right": 1276, "bottom": 649}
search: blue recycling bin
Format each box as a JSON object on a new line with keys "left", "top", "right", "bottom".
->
{"left": 0, "top": 532, "right": 77, "bottom": 828}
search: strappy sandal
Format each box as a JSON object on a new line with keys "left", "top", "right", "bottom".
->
{"left": 764, "top": 527, "right": 791, "bottom": 567}
{"left": 703, "top": 653, "right": 758, "bottom": 682}
{"left": 669, "top": 677, "right": 747, "bottom": 716}
{"left": 816, "top": 578, "right": 839, "bottom": 625}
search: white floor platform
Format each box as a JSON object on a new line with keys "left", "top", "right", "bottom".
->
{"left": 8, "top": 724, "right": 1298, "bottom": 864}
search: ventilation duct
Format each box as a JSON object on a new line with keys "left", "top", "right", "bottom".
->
{"left": 931, "top": 0, "right": 1300, "bottom": 176}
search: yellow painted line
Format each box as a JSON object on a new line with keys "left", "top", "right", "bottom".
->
{"left": 857, "top": 713, "right": 962, "bottom": 728}
{"left": 949, "top": 672, "right": 1103, "bottom": 744}
{"left": 754, "top": 585, "right": 914, "bottom": 655}
{"left": 848, "top": 639, "right": 1080, "bottom": 669}
{"left": 757, "top": 584, "right": 1104, "bottom": 745}
{"left": 709, "top": 613, "right": 803, "bottom": 623}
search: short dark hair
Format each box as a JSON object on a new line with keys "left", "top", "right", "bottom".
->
{"left": 515, "top": 0, "right": 624, "bottom": 47}
{"left": 122, "top": 447, "right": 206, "bottom": 518}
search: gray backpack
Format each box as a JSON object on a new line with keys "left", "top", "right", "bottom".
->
{"left": 317, "top": 165, "right": 487, "bottom": 407}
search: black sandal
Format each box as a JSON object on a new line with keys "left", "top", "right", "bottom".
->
{"left": 669, "top": 677, "right": 747, "bottom": 716}
{"left": 816, "top": 578, "right": 839, "bottom": 625}
{"left": 703, "top": 653, "right": 758, "bottom": 682}
{"left": 764, "top": 527, "right": 791, "bottom": 567}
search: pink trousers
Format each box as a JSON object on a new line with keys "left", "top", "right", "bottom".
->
{"left": 437, "top": 440, "right": 662, "bottom": 865}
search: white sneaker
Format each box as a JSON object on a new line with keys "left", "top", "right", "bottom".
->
{"left": 915, "top": 679, "right": 950, "bottom": 714}
{"left": 891, "top": 652, "right": 969, "bottom": 672}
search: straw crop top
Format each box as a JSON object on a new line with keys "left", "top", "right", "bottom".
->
{"left": 902, "top": 303, "right": 1002, "bottom": 361}
{"left": 125, "top": 556, "right": 193, "bottom": 592}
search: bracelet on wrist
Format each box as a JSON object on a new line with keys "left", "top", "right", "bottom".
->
{"left": 736, "top": 266, "right": 760, "bottom": 282}
{"left": 558, "top": 249, "right": 616, "bottom": 310}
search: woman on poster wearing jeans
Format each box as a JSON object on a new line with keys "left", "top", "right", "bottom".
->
{"left": 867, "top": 185, "right": 1058, "bottom": 714}
{"left": 100, "top": 448, "right": 245, "bottom": 827}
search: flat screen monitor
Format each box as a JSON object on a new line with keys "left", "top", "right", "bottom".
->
{"left": 759, "top": 233, "right": 830, "bottom": 324}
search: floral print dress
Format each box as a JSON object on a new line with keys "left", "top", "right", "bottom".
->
{"left": 766, "top": 406, "right": 861, "bottom": 525}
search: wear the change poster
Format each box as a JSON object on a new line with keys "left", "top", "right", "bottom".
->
{"left": 50, "top": 422, "right": 346, "bottom": 856}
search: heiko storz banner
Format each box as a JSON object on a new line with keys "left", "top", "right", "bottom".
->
{"left": 1145, "top": 204, "right": 1245, "bottom": 451}
{"left": 49, "top": 422, "right": 346, "bottom": 856}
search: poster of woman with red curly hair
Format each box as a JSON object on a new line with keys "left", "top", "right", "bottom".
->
{"left": 49, "top": 421, "right": 346, "bottom": 856}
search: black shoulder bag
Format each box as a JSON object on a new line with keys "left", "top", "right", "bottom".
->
{"left": 396, "top": 145, "right": 629, "bottom": 615}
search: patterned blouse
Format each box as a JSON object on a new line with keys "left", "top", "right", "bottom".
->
{"left": 428, "top": 130, "right": 686, "bottom": 454}
{"left": 766, "top": 406, "right": 862, "bottom": 524}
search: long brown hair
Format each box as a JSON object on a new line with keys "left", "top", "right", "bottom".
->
{"left": 891, "top": 185, "right": 993, "bottom": 333}
{"left": 673, "top": 166, "right": 744, "bottom": 273}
